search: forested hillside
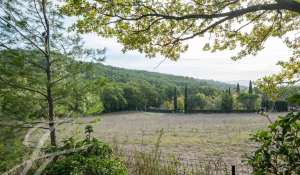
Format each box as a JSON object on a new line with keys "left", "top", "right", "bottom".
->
{"left": 83, "top": 62, "right": 238, "bottom": 112}
{"left": 93, "top": 63, "right": 234, "bottom": 90}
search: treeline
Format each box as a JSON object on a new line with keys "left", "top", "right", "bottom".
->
{"left": 87, "top": 63, "right": 234, "bottom": 113}
{"left": 0, "top": 50, "right": 235, "bottom": 117}
{"left": 0, "top": 50, "right": 297, "bottom": 119}
{"left": 164, "top": 81, "right": 299, "bottom": 113}
{"left": 1, "top": 50, "right": 295, "bottom": 117}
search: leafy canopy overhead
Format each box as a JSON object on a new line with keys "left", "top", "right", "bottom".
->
{"left": 62, "top": 0, "right": 300, "bottom": 60}
{"left": 62, "top": 0, "right": 300, "bottom": 98}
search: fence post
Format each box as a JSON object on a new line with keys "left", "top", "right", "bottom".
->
{"left": 231, "top": 165, "right": 236, "bottom": 175}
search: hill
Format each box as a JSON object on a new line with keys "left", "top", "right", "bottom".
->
{"left": 92, "top": 63, "right": 234, "bottom": 90}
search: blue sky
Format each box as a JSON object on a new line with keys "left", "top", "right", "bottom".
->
{"left": 82, "top": 33, "right": 291, "bottom": 82}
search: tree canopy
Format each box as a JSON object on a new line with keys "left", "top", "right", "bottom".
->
{"left": 62, "top": 0, "right": 300, "bottom": 59}
{"left": 62, "top": 0, "right": 300, "bottom": 98}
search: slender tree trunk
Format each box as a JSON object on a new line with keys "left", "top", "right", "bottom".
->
{"left": 46, "top": 55, "right": 56, "bottom": 146}
{"left": 42, "top": 0, "right": 56, "bottom": 146}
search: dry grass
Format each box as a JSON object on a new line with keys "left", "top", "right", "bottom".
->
{"left": 56, "top": 112, "right": 285, "bottom": 164}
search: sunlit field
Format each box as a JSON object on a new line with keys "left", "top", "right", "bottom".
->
{"left": 57, "top": 112, "right": 285, "bottom": 164}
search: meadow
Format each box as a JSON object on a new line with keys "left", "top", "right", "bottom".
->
{"left": 57, "top": 112, "right": 284, "bottom": 165}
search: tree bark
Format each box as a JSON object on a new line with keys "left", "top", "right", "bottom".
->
{"left": 42, "top": 0, "right": 56, "bottom": 146}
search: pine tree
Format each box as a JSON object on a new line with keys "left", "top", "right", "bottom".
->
{"left": 174, "top": 87, "right": 177, "bottom": 112}
{"left": 236, "top": 83, "right": 240, "bottom": 95}
{"left": 249, "top": 80, "right": 253, "bottom": 94}
{"left": 0, "top": 0, "right": 104, "bottom": 146}
{"left": 184, "top": 85, "right": 188, "bottom": 114}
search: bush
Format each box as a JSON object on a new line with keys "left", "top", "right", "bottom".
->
{"left": 274, "top": 100, "right": 288, "bottom": 112}
{"left": 42, "top": 137, "right": 128, "bottom": 175}
{"left": 248, "top": 112, "right": 300, "bottom": 175}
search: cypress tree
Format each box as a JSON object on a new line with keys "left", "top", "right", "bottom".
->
{"left": 184, "top": 84, "right": 188, "bottom": 114}
{"left": 228, "top": 87, "right": 231, "bottom": 94}
{"left": 249, "top": 80, "right": 253, "bottom": 94}
{"left": 236, "top": 83, "right": 240, "bottom": 95}
{"left": 174, "top": 87, "right": 177, "bottom": 112}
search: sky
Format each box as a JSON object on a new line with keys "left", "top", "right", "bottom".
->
{"left": 81, "top": 33, "right": 292, "bottom": 83}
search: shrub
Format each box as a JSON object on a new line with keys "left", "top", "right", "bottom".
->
{"left": 274, "top": 100, "right": 288, "bottom": 112}
{"left": 248, "top": 112, "right": 300, "bottom": 175}
{"left": 42, "top": 135, "right": 127, "bottom": 175}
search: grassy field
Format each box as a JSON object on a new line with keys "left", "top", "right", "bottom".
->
{"left": 57, "top": 112, "right": 285, "bottom": 164}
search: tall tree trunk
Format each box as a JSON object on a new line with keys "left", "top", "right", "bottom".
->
{"left": 42, "top": 0, "right": 56, "bottom": 146}
{"left": 46, "top": 55, "right": 56, "bottom": 146}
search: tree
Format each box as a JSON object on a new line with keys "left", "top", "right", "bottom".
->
{"left": 62, "top": 0, "right": 300, "bottom": 60}
{"left": 173, "top": 87, "right": 178, "bottom": 112}
{"left": 257, "top": 59, "right": 300, "bottom": 100}
{"left": 184, "top": 85, "right": 188, "bottom": 113}
{"left": 177, "top": 96, "right": 185, "bottom": 111}
{"left": 261, "top": 95, "right": 274, "bottom": 112}
{"left": 0, "top": 0, "right": 104, "bottom": 146}
{"left": 139, "top": 81, "right": 160, "bottom": 109}
{"left": 236, "top": 83, "right": 240, "bottom": 95}
{"left": 274, "top": 100, "right": 289, "bottom": 112}
{"left": 287, "top": 94, "right": 300, "bottom": 106}
{"left": 221, "top": 92, "right": 233, "bottom": 112}
{"left": 101, "top": 83, "right": 127, "bottom": 112}
{"left": 189, "top": 93, "right": 207, "bottom": 110}
{"left": 62, "top": 0, "right": 300, "bottom": 100}
{"left": 249, "top": 80, "right": 253, "bottom": 94}
{"left": 238, "top": 93, "right": 258, "bottom": 110}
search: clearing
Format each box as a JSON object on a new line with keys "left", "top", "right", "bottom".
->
{"left": 56, "top": 112, "right": 285, "bottom": 164}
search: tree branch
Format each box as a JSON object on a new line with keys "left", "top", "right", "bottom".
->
{"left": 0, "top": 16, "right": 46, "bottom": 55}
{"left": 0, "top": 76, "right": 48, "bottom": 98}
{"left": 97, "top": 3, "right": 290, "bottom": 22}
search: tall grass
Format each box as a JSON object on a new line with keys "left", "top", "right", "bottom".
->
{"left": 114, "top": 128, "right": 249, "bottom": 175}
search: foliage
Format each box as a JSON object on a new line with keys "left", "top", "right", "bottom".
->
{"left": 42, "top": 137, "right": 128, "bottom": 175}
{"left": 184, "top": 85, "right": 188, "bottom": 113}
{"left": 287, "top": 93, "right": 300, "bottom": 106}
{"left": 249, "top": 81, "right": 253, "bottom": 94}
{"left": 248, "top": 112, "right": 300, "bottom": 175}
{"left": 62, "top": 0, "right": 300, "bottom": 60}
{"left": 236, "top": 83, "right": 240, "bottom": 95}
{"left": 261, "top": 98, "right": 274, "bottom": 112}
{"left": 256, "top": 59, "right": 300, "bottom": 100}
{"left": 274, "top": 100, "right": 289, "bottom": 112}
{"left": 93, "top": 63, "right": 234, "bottom": 91}
{"left": 82, "top": 62, "right": 238, "bottom": 112}
{"left": 189, "top": 93, "right": 207, "bottom": 110}
{"left": 101, "top": 83, "right": 127, "bottom": 112}
{"left": 61, "top": 0, "right": 300, "bottom": 109}
{"left": 221, "top": 92, "right": 233, "bottom": 112}
{"left": 0, "top": 128, "right": 26, "bottom": 173}
{"left": 238, "top": 93, "right": 258, "bottom": 110}
{"left": 163, "top": 100, "right": 173, "bottom": 110}
{"left": 177, "top": 96, "right": 185, "bottom": 111}
{"left": 173, "top": 87, "right": 178, "bottom": 112}
{"left": 0, "top": 0, "right": 103, "bottom": 146}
